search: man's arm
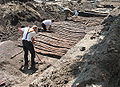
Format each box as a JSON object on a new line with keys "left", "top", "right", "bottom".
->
{"left": 48, "top": 25, "right": 52, "bottom": 30}
{"left": 32, "top": 37, "right": 35, "bottom": 44}
{"left": 18, "top": 28, "right": 23, "bottom": 38}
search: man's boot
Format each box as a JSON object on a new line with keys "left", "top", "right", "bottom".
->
{"left": 30, "top": 61, "right": 35, "bottom": 70}
{"left": 24, "top": 64, "right": 28, "bottom": 71}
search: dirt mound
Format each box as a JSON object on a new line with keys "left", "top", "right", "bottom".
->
{"left": 0, "top": 1, "right": 65, "bottom": 42}
{"left": 0, "top": 1, "right": 41, "bottom": 41}
{"left": 71, "top": 16, "right": 120, "bottom": 87}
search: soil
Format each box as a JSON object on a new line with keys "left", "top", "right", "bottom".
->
{"left": 0, "top": 16, "right": 104, "bottom": 87}
{"left": 0, "top": 1, "right": 120, "bottom": 87}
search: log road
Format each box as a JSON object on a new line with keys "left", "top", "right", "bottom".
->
{"left": 34, "top": 20, "right": 100, "bottom": 59}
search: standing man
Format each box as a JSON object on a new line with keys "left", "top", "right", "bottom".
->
{"left": 41, "top": 19, "right": 54, "bottom": 32}
{"left": 18, "top": 25, "right": 38, "bottom": 70}
{"left": 64, "top": 7, "right": 72, "bottom": 21}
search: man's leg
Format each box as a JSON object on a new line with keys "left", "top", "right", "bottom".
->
{"left": 22, "top": 40, "right": 29, "bottom": 66}
{"left": 27, "top": 42, "right": 35, "bottom": 68}
{"left": 42, "top": 23, "right": 47, "bottom": 31}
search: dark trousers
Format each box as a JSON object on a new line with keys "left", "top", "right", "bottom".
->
{"left": 42, "top": 23, "right": 46, "bottom": 31}
{"left": 65, "top": 12, "right": 68, "bottom": 20}
{"left": 22, "top": 40, "right": 35, "bottom": 66}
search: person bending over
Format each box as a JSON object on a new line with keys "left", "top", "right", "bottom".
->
{"left": 41, "top": 19, "right": 54, "bottom": 32}
{"left": 18, "top": 25, "right": 38, "bottom": 70}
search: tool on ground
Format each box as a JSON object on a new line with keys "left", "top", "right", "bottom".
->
{"left": 35, "top": 52, "right": 45, "bottom": 63}
{"left": 16, "top": 44, "right": 44, "bottom": 63}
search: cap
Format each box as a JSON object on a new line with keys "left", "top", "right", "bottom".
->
{"left": 32, "top": 25, "right": 38, "bottom": 29}
{"left": 32, "top": 25, "right": 38, "bottom": 31}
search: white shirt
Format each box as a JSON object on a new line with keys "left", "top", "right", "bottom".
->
{"left": 21, "top": 27, "right": 36, "bottom": 41}
{"left": 42, "top": 20, "right": 52, "bottom": 26}
{"left": 64, "top": 8, "right": 71, "bottom": 11}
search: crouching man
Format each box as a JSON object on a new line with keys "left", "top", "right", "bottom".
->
{"left": 18, "top": 25, "right": 38, "bottom": 70}
{"left": 41, "top": 19, "right": 54, "bottom": 32}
